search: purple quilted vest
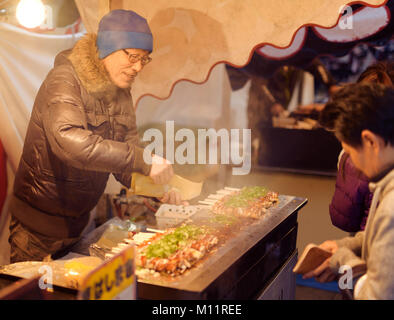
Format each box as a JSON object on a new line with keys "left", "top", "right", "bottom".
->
{"left": 329, "top": 153, "right": 373, "bottom": 232}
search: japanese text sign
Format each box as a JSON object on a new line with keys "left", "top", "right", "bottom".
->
{"left": 78, "top": 245, "right": 136, "bottom": 300}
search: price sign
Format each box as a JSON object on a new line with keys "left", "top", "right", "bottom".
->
{"left": 78, "top": 245, "right": 136, "bottom": 300}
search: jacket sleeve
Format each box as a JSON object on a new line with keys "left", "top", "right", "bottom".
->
{"left": 329, "top": 247, "right": 365, "bottom": 274}
{"left": 335, "top": 231, "right": 364, "bottom": 254}
{"left": 112, "top": 112, "right": 151, "bottom": 188}
{"left": 329, "top": 231, "right": 365, "bottom": 274}
{"left": 355, "top": 195, "right": 394, "bottom": 299}
{"left": 41, "top": 66, "right": 151, "bottom": 176}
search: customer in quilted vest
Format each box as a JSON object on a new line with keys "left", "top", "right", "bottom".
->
{"left": 329, "top": 61, "right": 394, "bottom": 232}
{"left": 306, "top": 84, "right": 394, "bottom": 299}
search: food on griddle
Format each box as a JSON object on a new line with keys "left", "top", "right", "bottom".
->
{"left": 211, "top": 186, "right": 279, "bottom": 218}
{"left": 136, "top": 225, "right": 218, "bottom": 277}
{"left": 208, "top": 214, "right": 239, "bottom": 226}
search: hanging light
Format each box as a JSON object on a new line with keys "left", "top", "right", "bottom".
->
{"left": 16, "top": 0, "right": 46, "bottom": 29}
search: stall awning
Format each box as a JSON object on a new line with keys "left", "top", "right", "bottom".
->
{"left": 74, "top": 0, "right": 387, "bottom": 107}
{"left": 228, "top": 1, "right": 393, "bottom": 81}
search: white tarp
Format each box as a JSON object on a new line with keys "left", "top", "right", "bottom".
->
{"left": 0, "top": 22, "right": 83, "bottom": 172}
{"left": 136, "top": 63, "right": 231, "bottom": 129}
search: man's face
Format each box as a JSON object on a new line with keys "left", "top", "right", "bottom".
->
{"left": 102, "top": 48, "right": 150, "bottom": 89}
{"left": 341, "top": 131, "right": 382, "bottom": 178}
{"left": 341, "top": 142, "right": 371, "bottom": 177}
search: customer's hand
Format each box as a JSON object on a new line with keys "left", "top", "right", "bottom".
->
{"left": 149, "top": 154, "right": 174, "bottom": 185}
{"left": 302, "top": 240, "right": 339, "bottom": 282}
{"left": 319, "top": 240, "right": 339, "bottom": 254}
{"left": 270, "top": 103, "right": 285, "bottom": 117}
{"left": 302, "top": 257, "right": 337, "bottom": 282}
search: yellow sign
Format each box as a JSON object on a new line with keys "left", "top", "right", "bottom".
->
{"left": 78, "top": 245, "right": 136, "bottom": 300}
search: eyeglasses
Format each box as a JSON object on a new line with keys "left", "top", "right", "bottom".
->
{"left": 122, "top": 49, "right": 152, "bottom": 66}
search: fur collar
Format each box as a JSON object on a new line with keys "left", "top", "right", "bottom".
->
{"left": 68, "top": 33, "right": 118, "bottom": 99}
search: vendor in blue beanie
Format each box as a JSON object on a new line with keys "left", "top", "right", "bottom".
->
{"left": 97, "top": 9, "right": 153, "bottom": 88}
{"left": 8, "top": 10, "right": 179, "bottom": 263}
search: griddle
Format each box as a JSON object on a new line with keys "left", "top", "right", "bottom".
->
{"left": 0, "top": 195, "right": 306, "bottom": 300}
{"left": 137, "top": 195, "right": 307, "bottom": 299}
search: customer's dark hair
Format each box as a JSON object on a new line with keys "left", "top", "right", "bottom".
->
{"left": 319, "top": 83, "right": 394, "bottom": 148}
{"left": 357, "top": 61, "right": 394, "bottom": 86}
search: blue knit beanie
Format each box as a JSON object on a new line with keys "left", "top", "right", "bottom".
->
{"left": 97, "top": 9, "right": 153, "bottom": 59}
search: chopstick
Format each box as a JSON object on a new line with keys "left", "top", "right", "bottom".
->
{"left": 146, "top": 227, "right": 163, "bottom": 233}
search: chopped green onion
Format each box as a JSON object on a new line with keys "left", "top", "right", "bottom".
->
{"left": 224, "top": 186, "right": 268, "bottom": 208}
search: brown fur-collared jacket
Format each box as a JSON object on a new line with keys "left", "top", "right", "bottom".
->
{"left": 10, "top": 34, "right": 151, "bottom": 243}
